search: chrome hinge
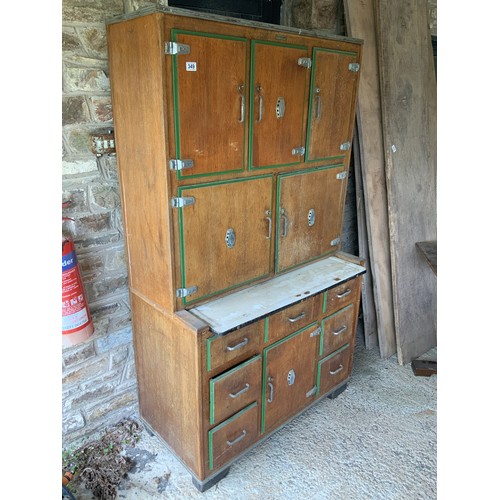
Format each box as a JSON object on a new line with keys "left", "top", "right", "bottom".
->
{"left": 336, "top": 171, "right": 347, "bottom": 180}
{"left": 330, "top": 236, "right": 341, "bottom": 246}
{"left": 297, "top": 57, "right": 312, "bottom": 68}
{"left": 310, "top": 327, "right": 321, "bottom": 338}
{"left": 349, "top": 62, "right": 360, "bottom": 72}
{"left": 292, "top": 146, "right": 305, "bottom": 156}
{"left": 165, "top": 41, "right": 191, "bottom": 55}
{"left": 340, "top": 142, "right": 351, "bottom": 151}
{"left": 169, "top": 159, "right": 194, "bottom": 171}
{"left": 176, "top": 286, "right": 198, "bottom": 298}
{"left": 306, "top": 386, "right": 317, "bottom": 398}
{"left": 171, "top": 196, "right": 195, "bottom": 208}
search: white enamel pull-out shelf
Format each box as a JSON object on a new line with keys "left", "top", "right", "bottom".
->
{"left": 189, "top": 256, "right": 365, "bottom": 334}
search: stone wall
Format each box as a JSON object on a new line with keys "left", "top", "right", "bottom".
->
{"left": 61, "top": 0, "right": 168, "bottom": 448}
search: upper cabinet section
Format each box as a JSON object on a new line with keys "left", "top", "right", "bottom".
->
{"left": 163, "top": 13, "right": 362, "bottom": 179}
{"left": 171, "top": 31, "right": 247, "bottom": 178}
{"left": 249, "top": 41, "right": 309, "bottom": 169}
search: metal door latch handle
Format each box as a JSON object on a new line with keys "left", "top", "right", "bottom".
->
{"left": 256, "top": 85, "right": 263, "bottom": 123}
{"left": 265, "top": 209, "right": 272, "bottom": 239}
{"left": 267, "top": 377, "right": 274, "bottom": 403}
{"left": 280, "top": 207, "right": 288, "bottom": 237}
{"left": 226, "top": 337, "right": 249, "bottom": 351}
{"left": 333, "top": 325, "right": 347, "bottom": 336}
{"left": 314, "top": 87, "right": 321, "bottom": 119}
{"left": 288, "top": 312, "right": 305, "bottom": 323}
{"left": 336, "top": 289, "right": 351, "bottom": 298}
{"left": 329, "top": 364, "right": 344, "bottom": 376}
{"left": 238, "top": 83, "right": 245, "bottom": 123}
{"left": 229, "top": 383, "right": 250, "bottom": 399}
{"left": 226, "top": 429, "right": 247, "bottom": 447}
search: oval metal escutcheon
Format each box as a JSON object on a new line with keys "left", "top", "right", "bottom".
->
{"left": 276, "top": 96, "right": 286, "bottom": 119}
{"left": 308, "top": 208, "right": 316, "bottom": 226}
{"left": 287, "top": 369, "right": 296, "bottom": 386}
{"left": 225, "top": 228, "right": 236, "bottom": 249}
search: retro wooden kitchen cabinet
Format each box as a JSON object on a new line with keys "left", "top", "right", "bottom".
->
{"left": 106, "top": 6, "right": 365, "bottom": 491}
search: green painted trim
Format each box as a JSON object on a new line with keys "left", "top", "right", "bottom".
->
{"left": 261, "top": 322, "right": 317, "bottom": 434}
{"left": 305, "top": 155, "right": 346, "bottom": 163}
{"left": 311, "top": 47, "right": 358, "bottom": 57}
{"left": 209, "top": 355, "right": 261, "bottom": 425}
{"left": 319, "top": 318, "right": 325, "bottom": 357}
{"left": 248, "top": 39, "right": 308, "bottom": 170}
{"left": 208, "top": 402, "right": 257, "bottom": 471}
{"left": 263, "top": 317, "right": 269, "bottom": 343}
{"left": 171, "top": 29, "right": 248, "bottom": 180}
{"left": 324, "top": 303, "right": 354, "bottom": 322}
{"left": 178, "top": 175, "right": 274, "bottom": 306}
{"left": 322, "top": 291, "right": 327, "bottom": 314}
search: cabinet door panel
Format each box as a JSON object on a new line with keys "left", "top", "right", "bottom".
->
{"left": 250, "top": 41, "right": 309, "bottom": 168}
{"left": 172, "top": 31, "right": 247, "bottom": 177}
{"left": 276, "top": 165, "right": 345, "bottom": 273}
{"left": 262, "top": 324, "right": 319, "bottom": 434}
{"left": 306, "top": 48, "right": 359, "bottom": 161}
{"left": 178, "top": 176, "right": 273, "bottom": 304}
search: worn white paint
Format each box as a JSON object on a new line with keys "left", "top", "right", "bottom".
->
{"left": 190, "top": 256, "right": 365, "bottom": 334}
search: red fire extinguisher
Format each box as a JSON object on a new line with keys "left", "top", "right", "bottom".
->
{"left": 62, "top": 202, "right": 94, "bottom": 347}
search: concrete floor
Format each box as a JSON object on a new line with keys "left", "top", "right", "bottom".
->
{"left": 69, "top": 333, "right": 437, "bottom": 499}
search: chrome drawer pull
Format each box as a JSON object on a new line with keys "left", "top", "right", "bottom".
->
{"left": 226, "top": 429, "right": 247, "bottom": 447}
{"left": 329, "top": 364, "right": 344, "bottom": 376}
{"left": 265, "top": 209, "right": 272, "bottom": 239}
{"left": 336, "top": 289, "right": 351, "bottom": 298}
{"left": 229, "top": 383, "right": 250, "bottom": 399}
{"left": 226, "top": 337, "right": 249, "bottom": 351}
{"left": 333, "top": 325, "right": 347, "bottom": 336}
{"left": 288, "top": 312, "right": 305, "bottom": 323}
{"left": 267, "top": 377, "right": 274, "bottom": 403}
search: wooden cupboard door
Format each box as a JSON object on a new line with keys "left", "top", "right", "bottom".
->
{"left": 275, "top": 165, "right": 346, "bottom": 273}
{"left": 177, "top": 176, "right": 274, "bottom": 305}
{"left": 262, "top": 324, "right": 319, "bottom": 434}
{"left": 250, "top": 41, "right": 309, "bottom": 169}
{"left": 171, "top": 31, "right": 247, "bottom": 177}
{"left": 306, "top": 48, "right": 359, "bottom": 161}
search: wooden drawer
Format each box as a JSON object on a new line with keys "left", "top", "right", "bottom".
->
{"left": 317, "top": 344, "right": 352, "bottom": 397}
{"left": 323, "top": 276, "right": 361, "bottom": 315}
{"left": 208, "top": 403, "right": 259, "bottom": 472}
{"left": 209, "top": 356, "right": 261, "bottom": 425}
{"left": 207, "top": 320, "right": 263, "bottom": 374}
{"left": 267, "top": 295, "right": 320, "bottom": 344}
{"left": 321, "top": 304, "right": 356, "bottom": 358}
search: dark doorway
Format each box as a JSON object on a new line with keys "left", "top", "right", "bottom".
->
{"left": 168, "top": 0, "right": 282, "bottom": 24}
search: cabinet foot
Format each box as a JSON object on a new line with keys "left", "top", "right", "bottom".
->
{"left": 192, "top": 467, "right": 230, "bottom": 492}
{"left": 327, "top": 382, "right": 347, "bottom": 400}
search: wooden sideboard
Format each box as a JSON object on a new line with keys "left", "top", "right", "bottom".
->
{"left": 106, "top": 6, "right": 365, "bottom": 491}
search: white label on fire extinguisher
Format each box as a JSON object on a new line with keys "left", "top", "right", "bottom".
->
{"left": 62, "top": 249, "right": 90, "bottom": 333}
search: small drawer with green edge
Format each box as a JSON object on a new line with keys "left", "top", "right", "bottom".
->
{"left": 208, "top": 402, "right": 259, "bottom": 472}
{"left": 316, "top": 344, "right": 352, "bottom": 397}
{"left": 322, "top": 276, "right": 361, "bottom": 315}
{"left": 206, "top": 320, "right": 264, "bottom": 374}
{"left": 209, "top": 355, "right": 262, "bottom": 426}
{"left": 320, "top": 304, "right": 356, "bottom": 358}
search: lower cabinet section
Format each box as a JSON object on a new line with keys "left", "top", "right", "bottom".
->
{"left": 201, "top": 271, "right": 363, "bottom": 482}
